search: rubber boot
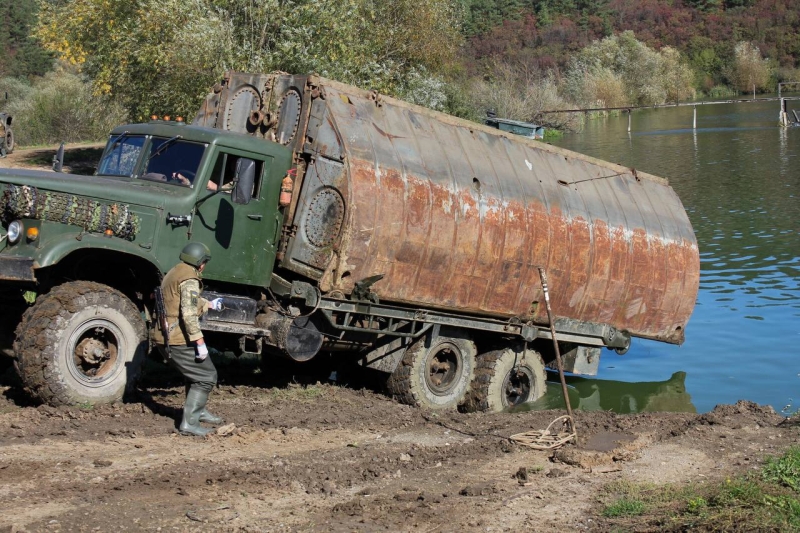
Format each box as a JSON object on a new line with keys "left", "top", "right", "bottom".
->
{"left": 199, "top": 407, "right": 224, "bottom": 425}
{"left": 179, "top": 388, "right": 213, "bottom": 436}
{"left": 185, "top": 384, "right": 223, "bottom": 425}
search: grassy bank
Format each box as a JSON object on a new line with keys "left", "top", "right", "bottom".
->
{"left": 599, "top": 447, "right": 800, "bottom": 531}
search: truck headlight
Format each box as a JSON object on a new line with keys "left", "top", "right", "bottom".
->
{"left": 7, "top": 220, "right": 22, "bottom": 244}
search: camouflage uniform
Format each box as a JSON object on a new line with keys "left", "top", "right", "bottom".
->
{"left": 154, "top": 262, "right": 217, "bottom": 393}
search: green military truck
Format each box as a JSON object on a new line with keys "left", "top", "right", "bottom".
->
{"left": 0, "top": 72, "right": 700, "bottom": 411}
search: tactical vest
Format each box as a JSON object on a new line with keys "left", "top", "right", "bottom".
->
{"left": 154, "top": 262, "right": 205, "bottom": 345}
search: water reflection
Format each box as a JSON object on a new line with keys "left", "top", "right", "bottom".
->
{"left": 513, "top": 371, "right": 695, "bottom": 414}
{"left": 552, "top": 101, "right": 800, "bottom": 413}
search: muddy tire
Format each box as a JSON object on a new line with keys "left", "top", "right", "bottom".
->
{"left": 386, "top": 331, "right": 476, "bottom": 410}
{"left": 13, "top": 281, "right": 147, "bottom": 406}
{"left": 464, "top": 346, "right": 546, "bottom": 412}
{"left": 5, "top": 128, "right": 13, "bottom": 154}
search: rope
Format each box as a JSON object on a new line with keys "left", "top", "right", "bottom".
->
{"left": 510, "top": 415, "right": 576, "bottom": 450}
{"left": 506, "top": 267, "right": 578, "bottom": 452}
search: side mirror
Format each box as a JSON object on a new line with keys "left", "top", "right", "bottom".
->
{"left": 232, "top": 158, "right": 256, "bottom": 205}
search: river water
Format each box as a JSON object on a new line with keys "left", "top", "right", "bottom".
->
{"left": 534, "top": 100, "right": 800, "bottom": 415}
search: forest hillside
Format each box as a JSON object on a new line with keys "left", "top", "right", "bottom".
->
{"left": 2, "top": 0, "right": 799, "bottom": 143}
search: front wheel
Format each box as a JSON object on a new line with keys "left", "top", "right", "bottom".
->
{"left": 14, "top": 281, "right": 147, "bottom": 406}
{"left": 464, "top": 345, "right": 547, "bottom": 412}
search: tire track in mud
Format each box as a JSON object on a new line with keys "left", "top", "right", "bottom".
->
{"left": 0, "top": 382, "right": 795, "bottom": 531}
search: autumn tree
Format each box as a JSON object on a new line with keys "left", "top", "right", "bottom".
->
{"left": 468, "top": 61, "right": 582, "bottom": 131}
{"left": 37, "top": 0, "right": 463, "bottom": 119}
{"left": 731, "top": 41, "right": 773, "bottom": 94}
{"left": 565, "top": 31, "right": 695, "bottom": 107}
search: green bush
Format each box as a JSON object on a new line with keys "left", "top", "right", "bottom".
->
{"left": 763, "top": 447, "right": 800, "bottom": 492}
{"left": 3, "top": 65, "right": 128, "bottom": 147}
{"left": 686, "top": 496, "right": 708, "bottom": 514}
{"left": 602, "top": 498, "right": 646, "bottom": 517}
{"left": 0, "top": 77, "right": 34, "bottom": 105}
{"left": 706, "top": 85, "right": 737, "bottom": 99}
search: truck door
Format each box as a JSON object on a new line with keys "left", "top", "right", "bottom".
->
{"left": 190, "top": 149, "right": 278, "bottom": 287}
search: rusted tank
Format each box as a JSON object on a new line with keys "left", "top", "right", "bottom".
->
{"left": 195, "top": 72, "right": 699, "bottom": 345}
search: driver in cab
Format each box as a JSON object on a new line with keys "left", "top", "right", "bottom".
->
{"left": 171, "top": 172, "right": 231, "bottom": 192}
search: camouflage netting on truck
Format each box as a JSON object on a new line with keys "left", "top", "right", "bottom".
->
{"left": 1, "top": 184, "right": 140, "bottom": 240}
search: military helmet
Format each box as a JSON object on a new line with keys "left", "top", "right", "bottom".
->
{"left": 179, "top": 242, "right": 211, "bottom": 267}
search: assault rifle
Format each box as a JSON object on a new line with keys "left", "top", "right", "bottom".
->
{"left": 154, "top": 286, "right": 171, "bottom": 357}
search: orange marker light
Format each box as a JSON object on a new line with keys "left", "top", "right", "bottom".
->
{"left": 151, "top": 114, "right": 159, "bottom": 121}
{"left": 26, "top": 227, "right": 39, "bottom": 241}
{"left": 176, "top": 116, "right": 184, "bottom": 122}
{"left": 163, "top": 115, "right": 171, "bottom": 121}
{"left": 104, "top": 229, "right": 114, "bottom": 236}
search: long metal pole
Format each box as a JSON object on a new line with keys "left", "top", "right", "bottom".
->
{"left": 693, "top": 106, "right": 697, "bottom": 129}
{"left": 538, "top": 95, "right": 800, "bottom": 114}
{"left": 537, "top": 267, "right": 575, "bottom": 431}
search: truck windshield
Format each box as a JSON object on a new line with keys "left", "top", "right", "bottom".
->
{"left": 139, "top": 137, "right": 207, "bottom": 187}
{"left": 97, "top": 134, "right": 145, "bottom": 177}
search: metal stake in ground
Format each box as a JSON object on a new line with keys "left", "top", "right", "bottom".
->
{"left": 537, "top": 266, "right": 576, "bottom": 437}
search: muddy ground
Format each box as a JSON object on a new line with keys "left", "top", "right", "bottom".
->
{"left": 1, "top": 146, "right": 799, "bottom": 532}
{"left": 0, "top": 353, "right": 797, "bottom": 533}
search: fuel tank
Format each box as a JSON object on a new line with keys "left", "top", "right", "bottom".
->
{"left": 195, "top": 72, "right": 700, "bottom": 345}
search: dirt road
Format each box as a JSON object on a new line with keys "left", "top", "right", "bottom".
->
{"left": 0, "top": 353, "right": 795, "bottom": 533}
{"left": 0, "top": 143, "right": 104, "bottom": 174}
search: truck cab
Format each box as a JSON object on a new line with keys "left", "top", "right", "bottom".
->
{"left": 94, "top": 120, "right": 292, "bottom": 287}
{"left": 0, "top": 119, "right": 292, "bottom": 405}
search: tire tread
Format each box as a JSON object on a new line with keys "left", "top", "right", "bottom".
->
{"left": 13, "top": 281, "right": 146, "bottom": 406}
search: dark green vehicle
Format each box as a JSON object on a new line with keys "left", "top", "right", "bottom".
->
{"left": 0, "top": 120, "right": 292, "bottom": 406}
{"left": 0, "top": 72, "right": 700, "bottom": 411}
{"left": 0, "top": 112, "right": 13, "bottom": 156}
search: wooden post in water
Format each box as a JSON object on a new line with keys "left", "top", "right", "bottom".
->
{"left": 780, "top": 98, "right": 789, "bottom": 127}
{"left": 693, "top": 106, "right": 697, "bottom": 129}
{"left": 627, "top": 110, "right": 631, "bottom": 133}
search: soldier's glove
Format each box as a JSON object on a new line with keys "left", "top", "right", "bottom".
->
{"left": 195, "top": 342, "right": 209, "bottom": 362}
{"left": 209, "top": 298, "right": 224, "bottom": 311}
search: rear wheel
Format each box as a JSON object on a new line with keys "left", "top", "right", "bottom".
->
{"left": 465, "top": 345, "right": 546, "bottom": 412}
{"left": 5, "top": 128, "right": 13, "bottom": 154}
{"left": 387, "top": 331, "right": 476, "bottom": 410}
{"left": 14, "top": 281, "right": 147, "bottom": 406}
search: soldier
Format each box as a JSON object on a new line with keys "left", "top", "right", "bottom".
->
{"left": 153, "top": 242, "right": 225, "bottom": 436}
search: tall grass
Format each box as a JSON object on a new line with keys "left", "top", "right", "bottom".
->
{"left": 2, "top": 65, "right": 128, "bottom": 148}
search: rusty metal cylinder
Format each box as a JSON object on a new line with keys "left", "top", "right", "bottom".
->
{"left": 195, "top": 73, "right": 701, "bottom": 346}
{"left": 257, "top": 311, "right": 323, "bottom": 362}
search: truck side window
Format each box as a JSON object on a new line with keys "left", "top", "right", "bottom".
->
{"left": 208, "top": 153, "right": 263, "bottom": 199}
